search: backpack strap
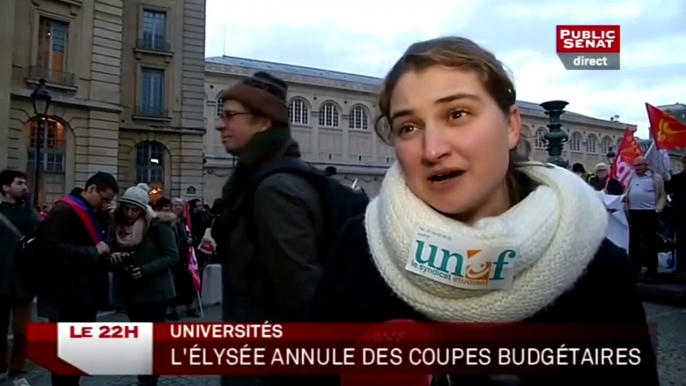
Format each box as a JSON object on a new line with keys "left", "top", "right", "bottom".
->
{"left": 243, "top": 157, "right": 324, "bottom": 249}
{"left": 0, "top": 212, "right": 22, "bottom": 239}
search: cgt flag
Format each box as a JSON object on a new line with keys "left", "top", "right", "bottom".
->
{"left": 610, "top": 127, "right": 643, "bottom": 190}
{"left": 646, "top": 103, "right": 686, "bottom": 150}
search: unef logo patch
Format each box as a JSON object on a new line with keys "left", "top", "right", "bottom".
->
{"left": 405, "top": 226, "right": 518, "bottom": 291}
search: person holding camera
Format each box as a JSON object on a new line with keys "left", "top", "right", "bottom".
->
{"left": 106, "top": 183, "right": 178, "bottom": 386}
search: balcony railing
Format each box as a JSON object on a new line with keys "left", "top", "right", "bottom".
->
{"left": 29, "top": 67, "right": 75, "bottom": 87}
{"left": 134, "top": 105, "right": 169, "bottom": 119}
{"left": 136, "top": 38, "right": 171, "bottom": 53}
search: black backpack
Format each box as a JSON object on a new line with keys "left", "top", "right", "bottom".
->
{"left": 19, "top": 222, "right": 44, "bottom": 291}
{"left": 242, "top": 157, "right": 370, "bottom": 319}
{"left": 0, "top": 213, "right": 43, "bottom": 292}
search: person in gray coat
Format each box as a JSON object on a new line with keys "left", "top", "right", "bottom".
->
{"left": 212, "top": 72, "right": 325, "bottom": 386}
{"left": 106, "top": 183, "right": 178, "bottom": 386}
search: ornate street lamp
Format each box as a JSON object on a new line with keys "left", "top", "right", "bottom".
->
{"left": 606, "top": 146, "right": 616, "bottom": 165}
{"left": 540, "top": 100, "right": 569, "bottom": 168}
{"left": 30, "top": 79, "right": 52, "bottom": 206}
{"left": 31, "top": 79, "right": 52, "bottom": 117}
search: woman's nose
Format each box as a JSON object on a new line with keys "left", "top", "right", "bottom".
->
{"left": 423, "top": 127, "right": 451, "bottom": 163}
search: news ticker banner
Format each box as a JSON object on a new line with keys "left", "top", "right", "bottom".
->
{"left": 27, "top": 321, "right": 657, "bottom": 376}
{"left": 557, "top": 25, "right": 620, "bottom": 70}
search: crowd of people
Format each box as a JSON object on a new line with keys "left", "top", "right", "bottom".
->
{"left": 0, "top": 170, "right": 221, "bottom": 386}
{"left": 572, "top": 156, "right": 686, "bottom": 276}
{"left": 0, "top": 36, "right": 667, "bottom": 386}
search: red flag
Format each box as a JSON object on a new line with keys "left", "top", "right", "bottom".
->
{"left": 646, "top": 103, "right": 686, "bottom": 150}
{"left": 183, "top": 203, "right": 202, "bottom": 292}
{"left": 610, "top": 127, "right": 643, "bottom": 189}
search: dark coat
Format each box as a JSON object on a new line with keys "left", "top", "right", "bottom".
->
{"left": 191, "top": 211, "right": 214, "bottom": 249}
{"left": 589, "top": 176, "right": 624, "bottom": 195}
{"left": 314, "top": 215, "right": 659, "bottom": 385}
{"left": 107, "top": 212, "right": 179, "bottom": 305}
{"left": 170, "top": 219, "right": 197, "bottom": 305}
{"left": 0, "top": 199, "right": 40, "bottom": 304}
{"left": 215, "top": 171, "right": 324, "bottom": 323}
{"left": 216, "top": 171, "right": 326, "bottom": 386}
{"left": 665, "top": 171, "right": 686, "bottom": 222}
{"left": 37, "top": 199, "right": 103, "bottom": 320}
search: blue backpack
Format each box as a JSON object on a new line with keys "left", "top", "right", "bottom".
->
{"left": 242, "top": 157, "right": 370, "bottom": 319}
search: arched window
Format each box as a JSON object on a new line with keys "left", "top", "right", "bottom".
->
{"left": 569, "top": 132, "right": 582, "bottom": 151}
{"left": 349, "top": 105, "right": 369, "bottom": 131}
{"left": 318, "top": 102, "right": 340, "bottom": 128}
{"left": 27, "top": 117, "right": 66, "bottom": 205}
{"left": 216, "top": 94, "right": 224, "bottom": 117}
{"left": 535, "top": 128, "right": 547, "bottom": 149}
{"left": 288, "top": 98, "right": 309, "bottom": 125}
{"left": 600, "top": 136, "right": 613, "bottom": 155}
{"left": 586, "top": 134, "right": 598, "bottom": 153}
{"left": 136, "top": 142, "right": 165, "bottom": 184}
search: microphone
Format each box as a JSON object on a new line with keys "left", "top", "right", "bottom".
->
{"left": 341, "top": 319, "right": 435, "bottom": 386}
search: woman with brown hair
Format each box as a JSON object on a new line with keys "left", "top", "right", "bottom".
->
{"left": 317, "top": 37, "right": 658, "bottom": 384}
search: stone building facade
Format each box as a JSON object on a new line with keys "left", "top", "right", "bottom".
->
{"left": 202, "top": 56, "right": 635, "bottom": 202}
{"left": 0, "top": 0, "right": 206, "bottom": 206}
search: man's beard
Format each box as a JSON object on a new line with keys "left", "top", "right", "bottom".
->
{"left": 13, "top": 192, "right": 28, "bottom": 202}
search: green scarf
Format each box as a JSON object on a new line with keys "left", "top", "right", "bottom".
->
{"left": 221, "top": 125, "right": 299, "bottom": 210}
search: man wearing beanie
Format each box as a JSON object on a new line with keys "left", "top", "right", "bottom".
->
{"left": 212, "top": 71, "right": 325, "bottom": 385}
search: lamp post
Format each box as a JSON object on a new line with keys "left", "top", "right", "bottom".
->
{"left": 540, "top": 100, "right": 569, "bottom": 168}
{"left": 606, "top": 146, "right": 616, "bottom": 166}
{"left": 30, "top": 79, "right": 52, "bottom": 206}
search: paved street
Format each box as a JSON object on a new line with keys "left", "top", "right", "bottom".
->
{"left": 4, "top": 302, "right": 685, "bottom": 386}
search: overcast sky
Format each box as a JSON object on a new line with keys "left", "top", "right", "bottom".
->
{"left": 205, "top": 0, "right": 685, "bottom": 139}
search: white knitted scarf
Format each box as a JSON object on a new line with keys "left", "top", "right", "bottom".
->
{"left": 365, "top": 162, "right": 608, "bottom": 323}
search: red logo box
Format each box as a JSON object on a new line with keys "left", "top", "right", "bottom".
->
{"left": 556, "top": 25, "right": 621, "bottom": 54}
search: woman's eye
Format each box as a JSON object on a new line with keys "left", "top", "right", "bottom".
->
{"left": 449, "top": 110, "right": 467, "bottom": 120}
{"left": 397, "top": 124, "right": 417, "bottom": 136}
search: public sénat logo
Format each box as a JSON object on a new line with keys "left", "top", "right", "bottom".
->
{"left": 410, "top": 240, "right": 517, "bottom": 286}
{"left": 556, "top": 25, "right": 621, "bottom": 70}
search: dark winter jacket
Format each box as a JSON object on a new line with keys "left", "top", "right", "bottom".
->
{"left": 107, "top": 212, "right": 179, "bottom": 305}
{"left": 216, "top": 170, "right": 323, "bottom": 323}
{"left": 666, "top": 171, "right": 686, "bottom": 222}
{"left": 170, "top": 218, "right": 198, "bottom": 305}
{"left": 312, "top": 215, "right": 659, "bottom": 386}
{"left": 0, "top": 198, "right": 40, "bottom": 304}
{"left": 37, "top": 195, "right": 103, "bottom": 320}
{"left": 589, "top": 176, "right": 624, "bottom": 195}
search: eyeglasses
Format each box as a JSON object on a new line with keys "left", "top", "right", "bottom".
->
{"left": 221, "top": 111, "right": 252, "bottom": 120}
{"left": 99, "top": 192, "right": 114, "bottom": 204}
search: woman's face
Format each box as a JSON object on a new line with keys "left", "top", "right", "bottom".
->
{"left": 172, "top": 202, "right": 184, "bottom": 217}
{"left": 160, "top": 204, "right": 172, "bottom": 212}
{"left": 389, "top": 66, "right": 521, "bottom": 223}
{"left": 122, "top": 204, "right": 143, "bottom": 224}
